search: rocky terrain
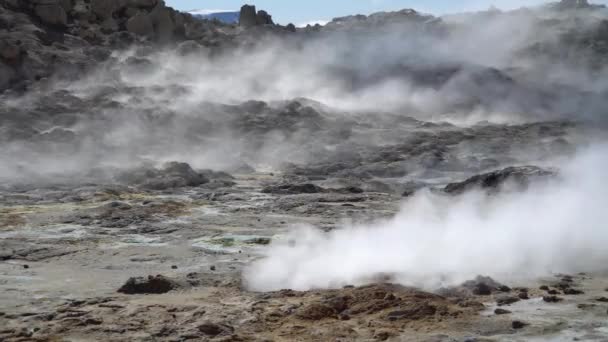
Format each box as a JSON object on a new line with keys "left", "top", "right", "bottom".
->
{"left": 2, "top": 0, "right": 608, "bottom": 341}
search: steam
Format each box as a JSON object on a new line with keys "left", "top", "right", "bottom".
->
{"left": 2, "top": 5, "right": 608, "bottom": 186}
{"left": 244, "top": 145, "right": 608, "bottom": 291}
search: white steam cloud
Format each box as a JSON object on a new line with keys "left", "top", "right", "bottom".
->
{"left": 244, "top": 145, "right": 608, "bottom": 291}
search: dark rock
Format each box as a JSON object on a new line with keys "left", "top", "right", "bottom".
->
{"left": 286, "top": 23, "right": 296, "bottom": 32}
{"left": 117, "top": 162, "right": 210, "bottom": 190}
{"left": 197, "top": 322, "right": 234, "bottom": 336}
{"left": 595, "top": 297, "right": 608, "bottom": 302}
{"left": 262, "top": 183, "right": 324, "bottom": 195}
{"left": 0, "top": 62, "right": 15, "bottom": 91}
{"left": 23, "top": 264, "right": 29, "bottom": 269}
{"left": 444, "top": 166, "right": 555, "bottom": 195}
{"left": 374, "top": 330, "right": 394, "bottom": 341}
{"left": 498, "top": 285, "right": 512, "bottom": 292}
{"left": 548, "top": 289, "right": 560, "bottom": 295}
{"left": 539, "top": 285, "right": 550, "bottom": 291}
{"left": 149, "top": 5, "right": 174, "bottom": 42}
{"left": 512, "top": 320, "right": 528, "bottom": 329}
{"left": 256, "top": 10, "right": 273, "bottom": 25}
{"left": 462, "top": 276, "right": 505, "bottom": 295}
{"left": 239, "top": 5, "right": 257, "bottom": 27}
{"left": 386, "top": 304, "right": 437, "bottom": 321}
{"left": 473, "top": 283, "right": 493, "bottom": 296}
{"left": 496, "top": 296, "right": 520, "bottom": 306}
{"left": 91, "top": 0, "right": 120, "bottom": 20}
{"left": 35, "top": 3, "right": 68, "bottom": 26}
{"left": 494, "top": 308, "right": 511, "bottom": 315}
{"left": 564, "top": 288, "right": 584, "bottom": 295}
{"left": 117, "top": 275, "right": 184, "bottom": 294}
{"left": 518, "top": 292, "right": 530, "bottom": 300}
{"left": 296, "top": 303, "right": 336, "bottom": 320}
{"left": 127, "top": 12, "right": 154, "bottom": 36}
{"left": 578, "top": 303, "right": 597, "bottom": 309}
{"left": 543, "top": 295, "right": 564, "bottom": 303}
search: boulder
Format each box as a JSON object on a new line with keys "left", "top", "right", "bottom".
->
{"left": 286, "top": 23, "right": 296, "bottom": 32}
{"left": 149, "top": 5, "right": 174, "bottom": 42}
{"left": 443, "top": 166, "right": 555, "bottom": 195}
{"left": 100, "top": 18, "right": 119, "bottom": 33}
{"left": 71, "top": 0, "right": 93, "bottom": 21}
{"left": 90, "top": 0, "right": 120, "bottom": 20}
{"left": 126, "top": 11, "right": 154, "bottom": 36}
{"left": 0, "top": 39, "right": 21, "bottom": 62}
{"left": 34, "top": 3, "right": 68, "bottom": 26}
{"left": 116, "top": 162, "right": 210, "bottom": 190}
{"left": 256, "top": 10, "right": 273, "bottom": 25}
{"left": 0, "top": 62, "right": 16, "bottom": 91}
{"left": 59, "top": 0, "right": 72, "bottom": 12}
{"left": 239, "top": 4, "right": 257, "bottom": 27}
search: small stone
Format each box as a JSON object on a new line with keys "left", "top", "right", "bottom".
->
{"left": 564, "top": 288, "right": 584, "bottom": 295}
{"left": 171, "top": 265, "right": 178, "bottom": 269}
{"left": 210, "top": 266, "right": 216, "bottom": 271}
{"left": 512, "top": 320, "right": 528, "bottom": 329}
{"left": 548, "top": 289, "right": 559, "bottom": 295}
{"left": 496, "top": 296, "right": 520, "bottom": 306}
{"left": 596, "top": 297, "right": 608, "bottom": 302}
{"left": 23, "top": 265, "right": 29, "bottom": 269}
{"left": 197, "top": 322, "right": 233, "bottom": 336}
{"left": 494, "top": 308, "right": 511, "bottom": 315}
{"left": 498, "top": 285, "right": 511, "bottom": 292}
{"left": 518, "top": 292, "right": 530, "bottom": 300}
{"left": 539, "top": 285, "right": 549, "bottom": 291}
{"left": 338, "top": 313, "right": 351, "bottom": 320}
{"left": 543, "top": 295, "right": 564, "bottom": 303}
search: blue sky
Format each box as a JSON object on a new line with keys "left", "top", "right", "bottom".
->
{"left": 167, "top": 0, "right": 607, "bottom": 25}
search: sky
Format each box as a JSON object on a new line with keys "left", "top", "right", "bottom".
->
{"left": 166, "top": 0, "right": 607, "bottom": 25}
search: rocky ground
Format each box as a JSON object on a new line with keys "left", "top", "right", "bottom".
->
{"left": 3, "top": 0, "right": 608, "bottom": 341}
{"left": 1, "top": 165, "right": 608, "bottom": 341}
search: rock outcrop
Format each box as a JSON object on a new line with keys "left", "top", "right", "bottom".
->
{"left": 239, "top": 4, "right": 274, "bottom": 27}
{"left": 443, "top": 166, "right": 556, "bottom": 195}
{"left": 0, "top": 0, "right": 280, "bottom": 92}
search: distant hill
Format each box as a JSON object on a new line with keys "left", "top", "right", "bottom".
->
{"left": 188, "top": 9, "right": 240, "bottom": 24}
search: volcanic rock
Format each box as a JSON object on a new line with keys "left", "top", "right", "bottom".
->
{"left": 127, "top": 11, "right": 154, "bottom": 36}
{"left": 444, "top": 166, "right": 555, "bottom": 195}
{"left": 117, "top": 162, "right": 210, "bottom": 190}
{"left": 197, "top": 322, "right": 234, "bottom": 336}
{"left": 117, "top": 275, "right": 184, "bottom": 294}
{"left": 34, "top": 3, "right": 67, "bottom": 26}
{"left": 543, "top": 295, "right": 564, "bottom": 303}
{"left": 256, "top": 10, "right": 273, "bottom": 25}
{"left": 239, "top": 5, "right": 257, "bottom": 27}
{"left": 262, "top": 183, "right": 325, "bottom": 195}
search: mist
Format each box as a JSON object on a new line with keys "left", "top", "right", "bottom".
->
{"left": 3, "top": 3, "right": 608, "bottom": 186}
{"left": 244, "top": 144, "right": 608, "bottom": 291}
